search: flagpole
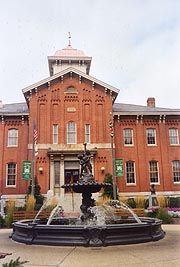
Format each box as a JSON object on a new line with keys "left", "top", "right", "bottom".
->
{"left": 109, "top": 112, "right": 117, "bottom": 200}
{"left": 31, "top": 120, "right": 35, "bottom": 196}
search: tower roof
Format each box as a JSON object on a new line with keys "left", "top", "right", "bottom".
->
{"left": 53, "top": 44, "right": 87, "bottom": 57}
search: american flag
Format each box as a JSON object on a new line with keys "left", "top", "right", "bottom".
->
{"left": 33, "top": 121, "right": 38, "bottom": 156}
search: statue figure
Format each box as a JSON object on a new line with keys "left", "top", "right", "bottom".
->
{"left": 78, "top": 143, "right": 92, "bottom": 177}
{"left": 149, "top": 184, "right": 159, "bottom": 207}
{"left": 150, "top": 184, "right": 156, "bottom": 195}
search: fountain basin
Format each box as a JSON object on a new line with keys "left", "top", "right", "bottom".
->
{"left": 11, "top": 217, "right": 165, "bottom": 247}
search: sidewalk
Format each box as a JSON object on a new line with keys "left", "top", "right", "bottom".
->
{"left": 0, "top": 225, "right": 180, "bottom": 267}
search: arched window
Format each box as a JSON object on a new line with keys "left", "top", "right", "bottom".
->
{"left": 8, "top": 129, "right": 18, "bottom": 147}
{"left": 67, "top": 121, "right": 76, "bottom": 144}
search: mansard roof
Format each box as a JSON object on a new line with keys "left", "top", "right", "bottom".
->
{"left": 113, "top": 102, "right": 180, "bottom": 116}
{"left": 22, "top": 67, "right": 120, "bottom": 104}
{"left": 0, "top": 102, "right": 28, "bottom": 116}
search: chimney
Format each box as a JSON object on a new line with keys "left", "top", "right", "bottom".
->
{"left": 147, "top": 97, "right": 155, "bottom": 107}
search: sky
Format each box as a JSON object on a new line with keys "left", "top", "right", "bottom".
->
{"left": 0, "top": 0, "right": 180, "bottom": 108}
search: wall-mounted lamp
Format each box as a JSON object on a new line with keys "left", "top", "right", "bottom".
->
{"left": 101, "top": 166, "right": 105, "bottom": 173}
{"left": 39, "top": 167, "right": 43, "bottom": 174}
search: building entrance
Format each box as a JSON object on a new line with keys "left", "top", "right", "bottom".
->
{"left": 64, "top": 169, "right": 79, "bottom": 192}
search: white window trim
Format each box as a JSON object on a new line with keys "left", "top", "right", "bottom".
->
{"left": 169, "top": 128, "right": 179, "bottom": 146}
{"left": 6, "top": 163, "right": 17, "bottom": 188}
{"left": 126, "top": 161, "right": 136, "bottom": 185}
{"left": 67, "top": 122, "right": 77, "bottom": 144}
{"left": 149, "top": 161, "right": 160, "bottom": 185}
{"left": 146, "top": 128, "right": 157, "bottom": 146}
{"left": 7, "top": 129, "right": 18, "bottom": 147}
{"left": 123, "top": 128, "right": 134, "bottom": 146}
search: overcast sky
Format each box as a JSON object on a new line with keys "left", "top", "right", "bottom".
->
{"left": 0, "top": 0, "right": 180, "bottom": 108}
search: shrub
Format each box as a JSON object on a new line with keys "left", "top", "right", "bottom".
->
{"left": 134, "top": 196, "right": 145, "bottom": 208}
{"left": 127, "top": 198, "right": 136, "bottom": 208}
{"left": 2, "top": 256, "right": 28, "bottom": 267}
{"left": 25, "top": 195, "right": 36, "bottom": 211}
{"left": 4, "top": 199, "right": 16, "bottom": 228}
{"left": 168, "top": 197, "right": 180, "bottom": 208}
{"left": 101, "top": 173, "right": 114, "bottom": 199}
{"left": 157, "top": 208, "right": 174, "bottom": 224}
{"left": 157, "top": 195, "right": 167, "bottom": 208}
{"left": 146, "top": 208, "right": 174, "bottom": 224}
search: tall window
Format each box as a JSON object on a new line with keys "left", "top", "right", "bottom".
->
{"left": 126, "top": 161, "right": 136, "bottom": 184}
{"left": 67, "top": 121, "right": 76, "bottom": 144}
{"left": 149, "top": 161, "right": 159, "bottom": 184}
{"left": 6, "top": 162, "right": 16, "bottom": 186}
{"left": 124, "top": 128, "right": 133, "bottom": 145}
{"left": 172, "top": 160, "right": 180, "bottom": 183}
{"left": 8, "top": 129, "right": 18, "bottom": 146}
{"left": 169, "top": 128, "right": 179, "bottom": 145}
{"left": 85, "top": 124, "right": 90, "bottom": 144}
{"left": 146, "top": 128, "right": 156, "bottom": 145}
{"left": 54, "top": 161, "right": 60, "bottom": 186}
{"left": 53, "top": 124, "right": 58, "bottom": 144}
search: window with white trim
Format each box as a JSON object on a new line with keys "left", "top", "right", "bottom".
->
{"left": 172, "top": 160, "right": 180, "bottom": 183}
{"left": 85, "top": 124, "right": 90, "bottom": 144}
{"left": 149, "top": 161, "right": 159, "bottom": 184}
{"left": 6, "top": 162, "right": 17, "bottom": 187}
{"left": 146, "top": 128, "right": 156, "bottom": 145}
{"left": 126, "top": 161, "right": 136, "bottom": 184}
{"left": 169, "top": 128, "right": 179, "bottom": 145}
{"left": 8, "top": 129, "right": 18, "bottom": 147}
{"left": 67, "top": 121, "right": 76, "bottom": 144}
{"left": 123, "top": 128, "right": 133, "bottom": 145}
{"left": 53, "top": 124, "right": 58, "bottom": 144}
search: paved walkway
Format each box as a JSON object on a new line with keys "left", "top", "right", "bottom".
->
{"left": 0, "top": 225, "right": 180, "bottom": 267}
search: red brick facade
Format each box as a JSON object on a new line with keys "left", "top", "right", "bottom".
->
{"left": 0, "top": 44, "right": 180, "bottom": 201}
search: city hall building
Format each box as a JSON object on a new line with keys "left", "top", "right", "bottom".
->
{"left": 0, "top": 41, "right": 180, "bottom": 208}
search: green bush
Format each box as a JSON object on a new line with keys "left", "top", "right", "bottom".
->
{"left": 157, "top": 208, "right": 174, "bottom": 224}
{"left": 101, "top": 173, "right": 114, "bottom": 199}
{"left": 168, "top": 197, "right": 180, "bottom": 208}
{"left": 2, "top": 256, "right": 28, "bottom": 267}
{"left": 127, "top": 198, "right": 136, "bottom": 208}
{"left": 4, "top": 199, "right": 16, "bottom": 228}
{"left": 146, "top": 208, "right": 174, "bottom": 224}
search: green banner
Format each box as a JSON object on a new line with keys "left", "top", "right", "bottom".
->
{"left": 115, "top": 159, "right": 124, "bottom": 177}
{"left": 22, "top": 161, "right": 31, "bottom": 180}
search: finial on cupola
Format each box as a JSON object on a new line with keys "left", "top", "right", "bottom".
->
{"left": 68, "top": 32, "right": 71, "bottom": 47}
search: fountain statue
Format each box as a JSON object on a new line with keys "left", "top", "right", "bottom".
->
{"left": 11, "top": 144, "right": 165, "bottom": 247}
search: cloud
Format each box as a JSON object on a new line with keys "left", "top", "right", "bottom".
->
{"left": 0, "top": 0, "right": 179, "bottom": 108}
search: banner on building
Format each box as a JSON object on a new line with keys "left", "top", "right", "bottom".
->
{"left": 115, "top": 159, "right": 124, "bottom": 177}
{"left": 22, "top": 161, "right": 31, "bottom": 180}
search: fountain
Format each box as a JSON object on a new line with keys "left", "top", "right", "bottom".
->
{"left": 11, "top": 144, "right": 165, "bottom": 247}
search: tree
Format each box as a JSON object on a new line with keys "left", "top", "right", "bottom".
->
{"left": 102, "top": 173, "right": 114, "bottom": 199}
{"left": 27, "top": 176, "right": 44, "bottom": 208}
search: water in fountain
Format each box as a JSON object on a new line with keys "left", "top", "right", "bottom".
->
{"left": 32, "top": 190, "right": 54, "bottom": 224}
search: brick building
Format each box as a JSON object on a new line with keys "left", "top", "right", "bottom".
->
{"left": 0, "top": 42, "right": 180, "bottom": 207}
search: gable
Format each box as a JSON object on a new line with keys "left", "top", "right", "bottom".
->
{"left": 22, "top": 67, "right": 120, "bottom": 105}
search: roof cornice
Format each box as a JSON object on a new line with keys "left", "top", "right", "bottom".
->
{"left": 22, "top": 67, "right": 119, "bottom": 94}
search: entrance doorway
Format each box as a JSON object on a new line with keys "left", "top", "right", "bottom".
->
{"left": 64, "top": 170, "right": 79, "bottom": 192}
